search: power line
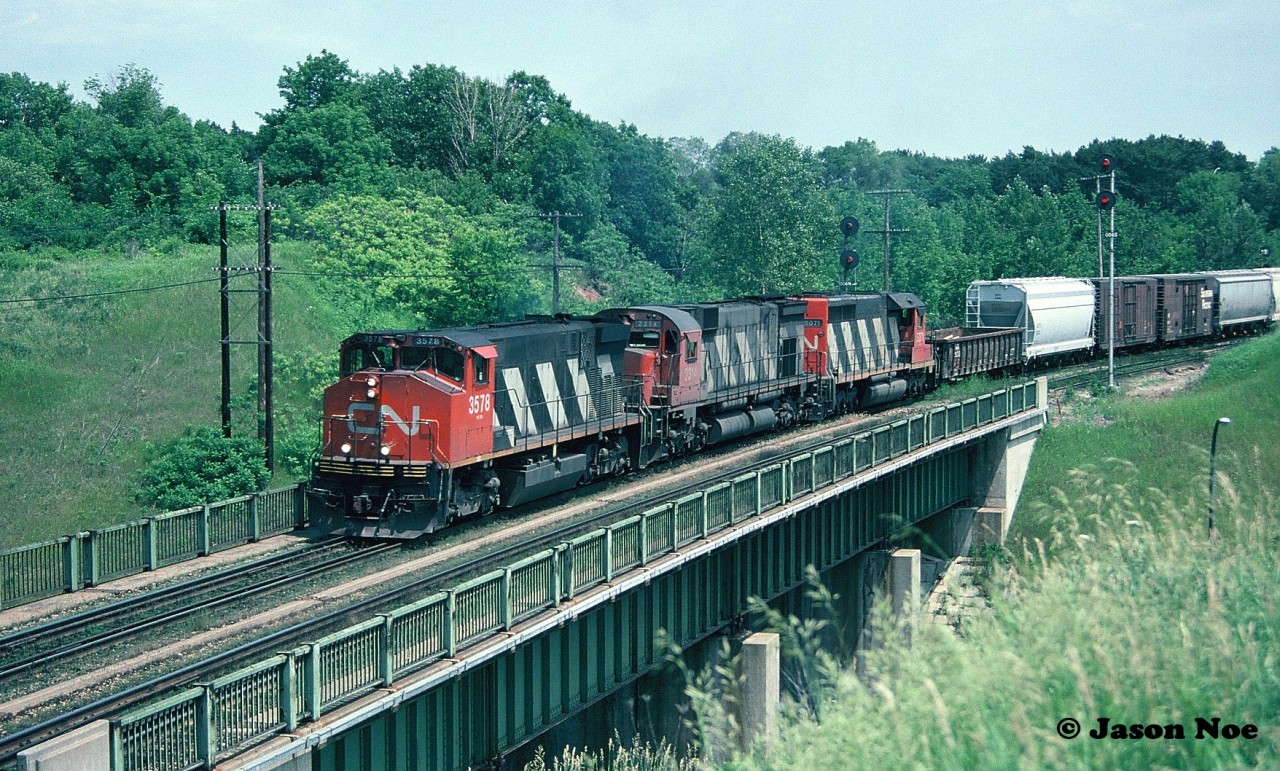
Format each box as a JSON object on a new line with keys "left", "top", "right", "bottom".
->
{"left": 274, "top": 264, "right": 586, "bottom": 281}
{"left": 0, "top": 262, "right": 584, "bottom": 306}
{"left": 0, "top": 276, "right": 228, "bottom": 306}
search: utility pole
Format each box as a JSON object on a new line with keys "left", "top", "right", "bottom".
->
{"left": 256, "top": 161, "right": 275, "bottom": 471}
{"left": 213, "top": 161, "right": 277, "bottom": 469}
{"left": 532, "top": 211, "right": 580, "bottom": 314}
{"left": 218, "top": 207, "right": 232, "bottom": 438}
{"left": 864, "top": 189, "right": 910, "bottom": 291}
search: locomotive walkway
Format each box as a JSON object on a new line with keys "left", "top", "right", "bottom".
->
{"left": 19, "top": 379, "right": 1048, "bottom": 771}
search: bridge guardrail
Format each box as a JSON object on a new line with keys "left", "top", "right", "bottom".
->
{"left": 0, "top": 486, "right": 308, "bottom": 611}
{"left": 107, "top": 381, "right": 1044, "bottom": 771}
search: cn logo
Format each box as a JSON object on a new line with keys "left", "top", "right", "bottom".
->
{"left": 346, "top": 403, "right": 422, "bottom": 436}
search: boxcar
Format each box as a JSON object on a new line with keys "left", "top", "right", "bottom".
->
{"left": 1089, "top": 276, "right": 1159, "bottom": 350}
{"left": 965, "top": 277, "right": 1096, "bottom": 363}
{"left": 928, "top": 326, "right": 1023, "bottom": 381}
{"left": 1141, "top": 273, "right": 1213, "bottom": 343}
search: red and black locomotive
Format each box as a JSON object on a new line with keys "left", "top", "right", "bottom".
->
{"left": 308, "top": 291, "right": 934, "bottom": 538}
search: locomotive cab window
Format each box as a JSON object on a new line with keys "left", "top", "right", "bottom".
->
{"left": 401, "top": 345, "right": 465, "bottom": 382}
{"left": 629, "top": 330, "right": 661, "bottom": 348}
{"left": 341, "top": 344, "right": 393, "bottom": 375}
{"left": 473, "top": 355, "right": 489, "bottom": 385}
{"left": 685, "top": 338, "right": 698, "bottom": 361}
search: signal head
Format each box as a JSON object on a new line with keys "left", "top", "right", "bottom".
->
{"left": 1096, "top": 190, "right": 1117, "bottom": 211}
{"left": 840, "top": 216, "right": 860, "bottom": 238}
{"left": 841, "top": 249, "right": 859, "bottom": 272}
{"left": 1099, "top": 154, "right": 1116, "bottom": 174}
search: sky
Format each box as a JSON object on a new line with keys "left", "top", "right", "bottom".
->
{"left": 3, "top": 1, "right": 1278, "bottom": 161}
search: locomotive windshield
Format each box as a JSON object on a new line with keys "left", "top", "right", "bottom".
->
{"left": 629, "top": 330, "right": 661, "bottom": 348}
{"left": 340, "top": 343, "right": 393, "bottom": 375}
{"left": 401, "top": 345, "right": 465, "bottom": 382}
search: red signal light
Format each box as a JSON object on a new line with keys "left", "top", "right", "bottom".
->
{"left": 1096, "top": 191, "right": 1116, "bottom": 211}
{"left": 1100, "top": 154, "right": 1116, "bottom": 173}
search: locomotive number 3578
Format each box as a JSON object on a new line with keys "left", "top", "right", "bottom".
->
{"left": 468, "top": 394, "right": 492, "bottom": 415}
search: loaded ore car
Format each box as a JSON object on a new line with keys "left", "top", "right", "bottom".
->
{"left": 309, "top": 319, "right": 639, "bottom": 538}
{"left": 1090, "top": 276, "right": 1159, "bottom": 350}
{"left": 1140, "top": 273, "right": 1212, "bottom": 343}
{"left": 964, "top": 277, "right": 1096, "bottom": 364}
{"left": 1199, "top": 270, "right": 1276, "bottom": 335}
{"left": 928, "top": 326, "right": 1023, "bottom": 382}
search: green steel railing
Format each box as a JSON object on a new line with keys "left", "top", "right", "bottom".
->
{"left": 0, "top": 486, "right": 308, "bottom": 611}
{"left": 109, "top": 382, "right": 1044, "bottom": 771}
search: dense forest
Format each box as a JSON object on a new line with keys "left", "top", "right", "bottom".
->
{"left": 3, "top": 52, "right": 1277, "bottom": 326}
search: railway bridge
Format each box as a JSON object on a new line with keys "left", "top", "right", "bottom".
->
{"left": 22, "top": 379, "right": 1047, "bottom": 771}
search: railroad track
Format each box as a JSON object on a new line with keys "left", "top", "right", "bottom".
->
{"left": 1047, "top": 341, "right": 1227, "bottom": 392}
{"left": 0, "top": 539, "right": 407, "bottom": 760}
{"left": 0, "top": 339, "right": 1240, "bottom": 762}
{"left": 0, "top": 408, "right": 912, "bottom": 764}
{"left": 0, "top": 539, "right": 403, "bottom": 689}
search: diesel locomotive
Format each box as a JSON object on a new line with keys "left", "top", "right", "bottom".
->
{"left": 309, "top": 268, "right": 1278, "bottom": 539}
{"left": 308, "top": 291, "right": 933, "bottom": 538}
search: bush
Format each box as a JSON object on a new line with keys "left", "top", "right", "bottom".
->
{"left": 134, "top": 426, "right": 269, "bottom": 511}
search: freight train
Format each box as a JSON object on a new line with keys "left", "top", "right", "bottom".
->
{"left": 308, "top": 268, "right": 1278, "bottom": 539}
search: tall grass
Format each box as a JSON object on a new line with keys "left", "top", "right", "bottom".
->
{"left": 1017, "top": 329, "right": 1280, "bottom": 550}
{"left": 747, "top": 480, "right": 1279, "bottom": 770}
{"left": 741, "top": 330, "right": 1280, "bottom": 769}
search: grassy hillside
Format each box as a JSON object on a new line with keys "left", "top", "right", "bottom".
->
{"left": 0, "top": 243, "right": 350, "bottom": 547}
{"left": 1017, "top": 331, "right": 1280, "bottom": 549}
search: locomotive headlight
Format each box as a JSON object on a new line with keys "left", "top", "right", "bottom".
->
{"left": 340, "top": 442, "right": 352, "bottom": 454}
{"left": 380, "top": 445, "right": 391, "bottom": 457}
{"left": 366, "top": 388, "right": 378, "bottom": 399}
{"left": 366, "top": 376, "right": 379, "bottom": 387}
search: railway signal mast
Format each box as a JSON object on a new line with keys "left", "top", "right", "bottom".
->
{"left": 838, "top": 216, "right": 860, "bottom": 290}
{"left": 1095, "top": 154, "right": 1119, "bottom": 388}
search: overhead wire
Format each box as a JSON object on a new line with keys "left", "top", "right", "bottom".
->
{"left": 0, "top": 276, "right": 230, "bottom": 306}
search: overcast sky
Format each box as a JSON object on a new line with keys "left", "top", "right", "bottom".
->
{"left": 4, "top": 1, "right": 1277, "bottom": 161}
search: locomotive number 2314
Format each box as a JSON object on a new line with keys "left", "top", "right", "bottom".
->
{"left": 468, "top": 394, "right": 492, "bottom": 415}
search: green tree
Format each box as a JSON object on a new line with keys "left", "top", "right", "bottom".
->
{"left": 0, "top": 72, "right": 74, "bottom": 133}
{"left": 1244, "top": 147, "right": 1280, "bottom": 233}
{"left": 262, "top": 102, "right": 391, "bottom": 191}
{"left": 303, "top": 191, "right": 531, "bottom": 328}
{"left": 272, "top": 50, "right": 357, "bottom": 114}
{"left": 1175, "top": 170, "right": 1263, "bottom": 269}
{"left": 525, "top": 122, "right": 609, "bottom": 238}
{"left": 134, "top": 427, "right": 269, "bottom": 512}
{"left": 691, "top": 134, "right": 835, "bottom": 296}
{"left": 595, "top": 122, "right": 685, "bottom": 273}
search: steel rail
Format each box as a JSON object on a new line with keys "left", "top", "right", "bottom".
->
{"left": 0, "top": 538, "right": 341, "bottom": 652}
{"left": 0, "top": 542, "right": 397, "bottom": 685}
{"left": 0, "top": 405, "right": 922, "bottom": 763}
